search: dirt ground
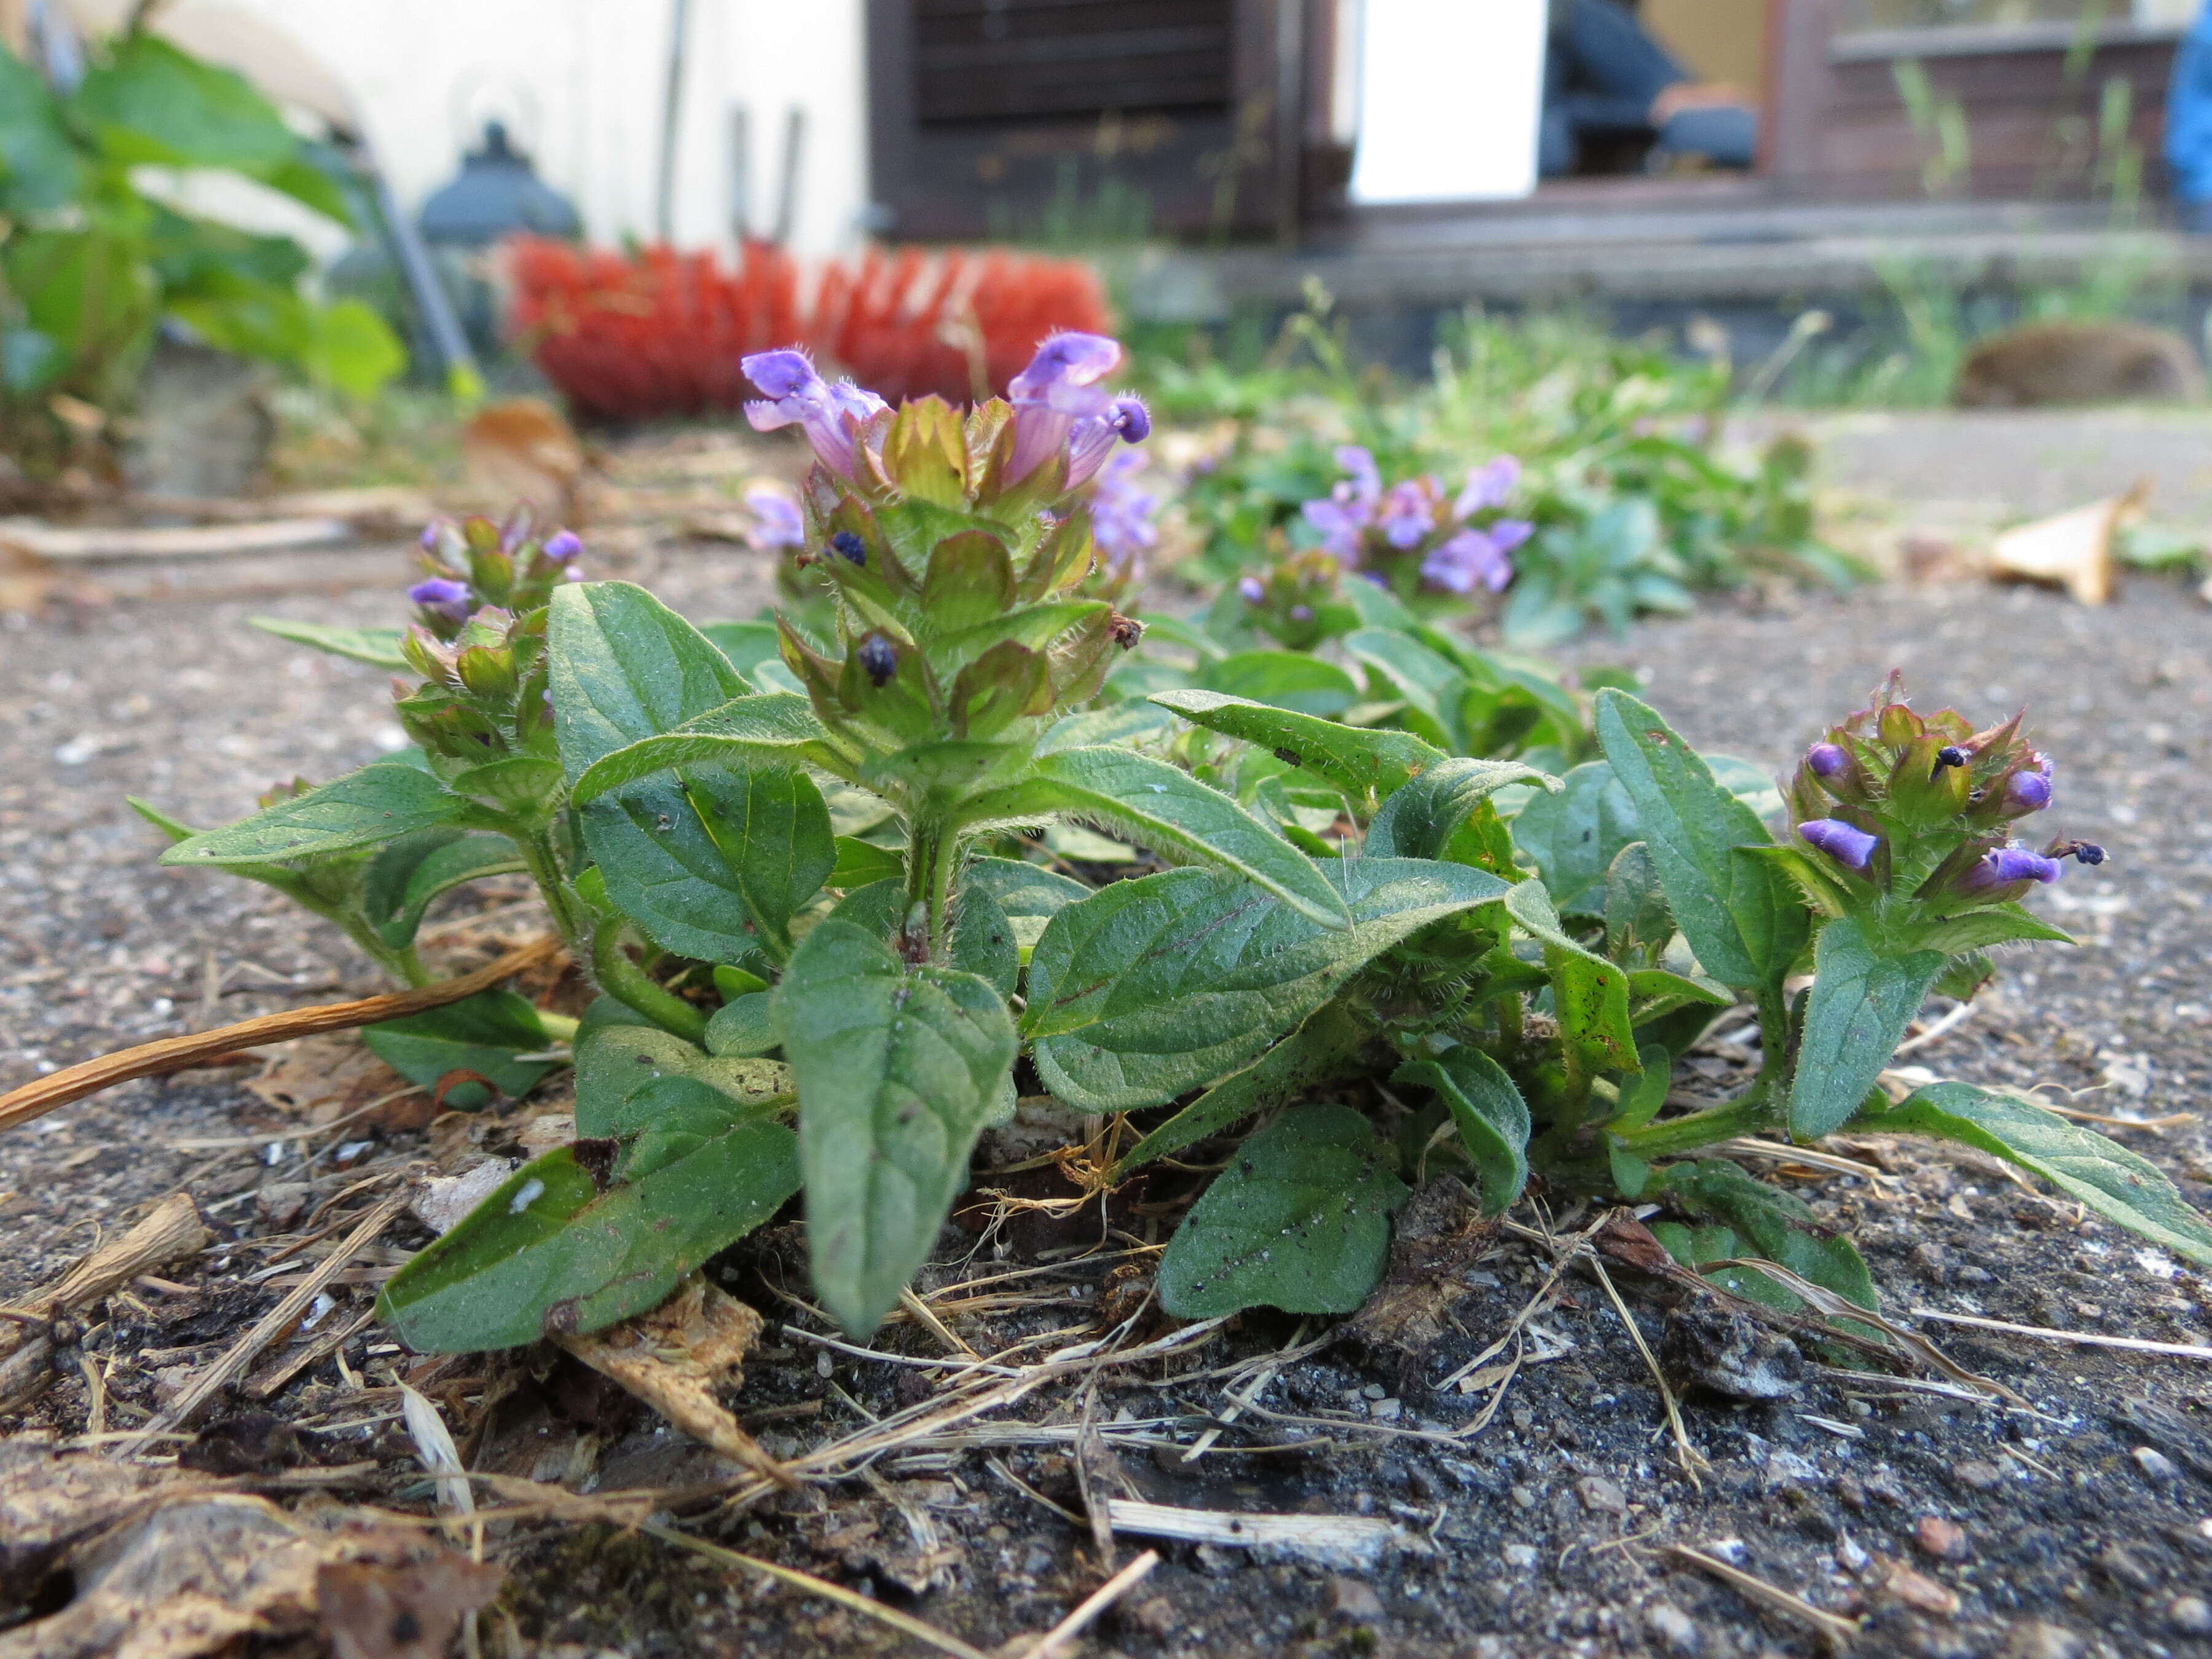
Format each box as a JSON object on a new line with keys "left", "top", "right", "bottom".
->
{"left": 4, "top": 461, "right": 2212, "bottom": 1659}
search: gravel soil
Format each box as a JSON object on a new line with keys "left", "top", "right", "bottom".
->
{"left": 4, "top": 540, "right": 2212, "bottom": 1659}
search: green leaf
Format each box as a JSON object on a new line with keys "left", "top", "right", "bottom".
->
{"left": 361, "top": 829, "right": 525, "bottom": 949}
{"left": 1503, "top": 880, "right": 1638, "bottom": 1071}
{"left": 1365, "top": 756, "right": 1561, "bottom": 861}
{"left": 959, "top": 856, "right": 1090, "bottom": 953}
{"left": 831, "top": 836, "right": 907, "bottom": 890}
{"left": 1593, "top": 690, "right": 1806, "bottom": 990}
{"left": 376, "top": 1117, "right": 800, "bottom": 1352}
{"left": 699, "top": 620, "right": 781, "bottom": 682}
{"left": 1157, "top": 1105, "right": 1410, "bottom": 1318}
{"left": 704, "top": 991, "right": 777, "bottom": 1057}
{"left": 304, "top": 297, "right": 405, "bottom": 398}
{"left": 1511, "top": 761, "right": 1640, "bottom": 917}
{"left": 1200, "top": 651, "right": 1360, "bottom": 719}
{"left": 1605, "top": 841, "right": 1675, "bottom": 960}
{"left": 1789, "top": 915, "right": 1945, "bottom": 1140}
{"left": 1393, "top": 1047, "right": 1530, "bottom": 1215}
{"left": 1343, "top": 628, "right": 1468, "bottom": 749}
{"left": 569, "top": 694, "right": 846, "bottom": 804}
{"left": 776, "top": 919, "right": 1019, "bottom": 1335}
{"left": 248, "top": 618, "right": 408, "bottom": 671}
{"left": 361, "top": 990, "right": 559, "bottom": 1110}
{"left": 1113, "top": 1003, "right": 1367, "bottom": 1176}
{"left": 159, "top": 763, "right": 471, "bottom": 865}
{"left": 549, "top": 581, "right": 751, "bottom": 779}
{"left": 0, "top": 47, "right": 81, "bottom": 211}
{"left": 583, "top": 766, "right": 833, "bottom": 964}
{"left": 75, "top": 35, "right": 296, "bottom": 172}
{"left": 1025, "top": 857, "right": 1509, "bottom": 1111}
{"left": 571, "top": 1014, "right": 793, "bottom": 1137}
{"left": 1868, "top": 1082, "right": 2212, "bottom": 1267}
{"left": 958, "top": 745, "right": 1348, "bottom": 931}
{"left": 1651, "top": 1159, "right": 1879, "bottom": 1313}
{"left": 1, "top": 326, "right": 63, "bottom": 395}
{"left": 1913, "top": 904, "right": 2075, "bottom": 953}
{"left": 1152, "top": 688, "right": 1445, "bottom": 806}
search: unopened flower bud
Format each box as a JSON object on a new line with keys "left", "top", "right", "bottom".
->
{"left": 1933, "top": 744, "right": 1968, "bottom": 773}
{"left": 1238, "top": 576, "right": 1264, "bottom": 604}
{"left": 1109, "top": 613, "right": 1144, "bottom": 650}
{"left": 857, "top": 633, "right": 897, "bottom": 687}
{"left": 543, "top": 530, "right": 583, "bottom": 563}
{"left": 1806, "top": 742, "right": 1848, "bottom": 778}
{"left": 830, "top": 530, "right": 867, "bottom": 567}
{"left": 1799, "top": 818, "right": 1878, "bottom": 871}
{"left": 2007, "top": 770, "right": 2052, "bottom": 811}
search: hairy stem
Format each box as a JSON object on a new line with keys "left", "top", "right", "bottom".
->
{"left": 905, "top": 814, "right": 959, "bottom": 963}
{"left": 513, "top": 826, "right": 591, "bottom": 959}
{"left": 1610, "top": 1087, "right": 1769, "bottom": 1159}
{"left": 1753, "top": 985, "right": 1792, "bottom": 1130}
{"left": 591, "top": 922, "right": 709, "bottom": 1042}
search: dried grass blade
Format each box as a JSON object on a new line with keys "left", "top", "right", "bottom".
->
{"left": 1664, "top": 1543, "right": 1861, "bottom": 1652}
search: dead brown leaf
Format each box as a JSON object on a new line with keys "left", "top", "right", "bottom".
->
{"left": 317, "top": 1554, "right": 505, "bottom": 1659}
{"left": 246, "top": 1035, "right": 426, "bottom": 1131}
{"left": 1347, "top": 1175, "right": 1498, "bottom": 1363}
{"left": 556, "top": 1276, "right": 793, "bottom": 1488}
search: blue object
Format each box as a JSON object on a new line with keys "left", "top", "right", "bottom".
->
{"left": 419, "top": 122, "right": 581, "bottom": 248}
{"left": 1541, "top": 0, "right": 1756, "bottom": 176}
{"left": 2167, "top": 4, "right": 2212, "bottom": 212}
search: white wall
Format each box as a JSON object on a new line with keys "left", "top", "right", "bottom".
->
{"left": 124, "top": 0, "right": 872, "bottom": 258}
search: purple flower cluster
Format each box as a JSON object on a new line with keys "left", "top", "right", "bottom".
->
{"left": 739, "top": 334, "right": 1149, "bottom": 497}
{"left": 1297, "top": 447, "right": 1532, "bottom": 597}
{"left": 742, "top": 483, "right": 805, "bottom": 552}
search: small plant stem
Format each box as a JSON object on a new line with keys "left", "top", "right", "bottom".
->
{"left": 328, "top": 912, "right": 431, "bottom": 989}
{"left": 1612, "top": 1090, "right": 1769, "bottom": 1160}
{"left": 591, "top": 922, "right": 709, "bottom": 1043}
{"left": 513, "top": 827, "right": 591, "bottom": 958}
{"left": 535, "top": 1012, "right": 581, "bottom": 1042}
{"left": 1753, "top": 986, "right": 1792, "bottom": 1130}
{"left": 905, "top": 814, "right": 959, "bottom": 962}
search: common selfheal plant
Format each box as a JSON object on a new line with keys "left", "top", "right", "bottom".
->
{"left": 1291, "top": 445, "right": 1533, "bottom": 604}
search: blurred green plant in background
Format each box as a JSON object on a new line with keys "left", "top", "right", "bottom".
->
{"left": 0, "top": 30, "right": 403, "bottom": 473}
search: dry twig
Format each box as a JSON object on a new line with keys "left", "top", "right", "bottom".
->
{"left": 1908, "top": 1307, "right": 2212, "bottom": 1362}
{"left": 1664, "top": 1543, "right": 1861, "bottom": 1652}
{"left": 0, "top": 938, "right": 561, "bottom": 1133}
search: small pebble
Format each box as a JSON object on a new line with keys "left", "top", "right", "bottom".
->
{"left": 2169, "top": 1596, "right": 2212, "bottom": 1635}
{"left": 1951, "top": 1459, "right": 2003, "bottom": 1491}
{"left": 2001, "top": 1622, "right": 2083, "bottom": 1659}
{"left": 1508, "top": 1484, "right": 1537, "bottom": 1511}
{"left": 2132, "top": 1446, "right": 2180, "bottom": 1481}
{"left": 1916, "top": 1516, "right": 1969, "bottom": 1561}
{"left": 1645, "top": 1602, "right": 1701, "bottom": 1657}
{"left": 1575, "top": 1475, "right": 1628, "bottom": 1516}
{"left": 1369, "top": 1397, "right": 1403, "bottom": 1422}
{"left": 1502, "top": 1543, "right": 1538, "bottom": 1570}
{"left": 1327, "top": 1577, "right": 1384, "bottom": 1622}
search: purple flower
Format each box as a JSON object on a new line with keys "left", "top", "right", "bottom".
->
{"left": 1288, "top": 603, "right": 1314, "bottom": 623}
{"left": 1806, "top": 742, "right": 1849, "bottom": 778}
{"left": 1301, "top": 495, "right": 1370, "bottom": 562}
{"left": 1090, "top": 450, "right": 1159, "bottom": 584}
{"left": 408, "top": 577, "right": 473, "bottom": 625}
{"left": 543, "top": 530, "right": 584, "bottom": 564}
{"left": 2007, "top": 770, "right": 2052, "bottom": 811}
{"left": 1379, "top": 480, "right": 1436, "bottom": 550}
{"left": 1454, "top": 455, "right": 1521, "bottom": 518}
{"left": 856, "top": 633, "right": 897, "bottom": 687}
{"left": 742, "top": 349, "right": 888, "bottom": 482}
{"left": 1065, "top": 395, "right": 1151, "bottom": 489}
{"left": 1237, "top": 575, "right": 1265, "bottom": 604}
{"left": 1487, "top": 519, "right": 1534, "bottom": 556}
{"left": 742, "top": 484, "right": 806, "bottom": 551}
{"left": 1962, "top": 845, "right": 2064, "bottom": 891}
{"left": 1007, "top": 332, "right": 1126, "bottom": 484}
{"left": 1421, "top": 527, "right": 1516, "bottom": 595}
{"left": 1334, "top": 446, "right": 1381, "bottom": 503}
{"left": 1799, "top": 818, "right": 1878, "bottom": 871}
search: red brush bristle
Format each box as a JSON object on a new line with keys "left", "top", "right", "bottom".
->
{"left": 506, "top": 238, "right": 1111, "bottom": 422}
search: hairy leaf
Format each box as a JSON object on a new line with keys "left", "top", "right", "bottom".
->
{"left": 1157, "top": 1105, "right": 1410, "bottom": 1318}
{"left": 1200, "top": 650, "right": 1361, "bottom": 719}
{"left": 1503, "top": 880, "right": 1638, "bottom": 1072}
{"left": 1913, "top": 904, "right": 2075, "bottom": 954}
{"left": 248, "top": 617, "right": 407, "bottom": 670}
{"left": 376, "top": 1117, "right": 799, "bottom": 1352}
{"left": 1594, "top": 690, "right": 1806, "bottom": 990}
{"left": 361, "top": 989, "right": 559, "bottom": 1110}
{"left": 776, "top": 920, "right": 1019, "bottom": 1335}
{"left": 1394, "top": 1046, "right": 1530, "bottom": 1215}
{"left": 1871, "top": 1082, "right": 2212, "bottom": 1266}
{"left": 571, "top": 1011, "right": 792, "bottom": 1137}
{"left": 549, "top": 581, "right": 749, "bottom": 778}
{"left": 959, "top": 745, "right": 1348, "bottom": 929}
{"left": 1114, "top": 1004, "right": 1368, "bottom": 1176}
{"left": 1151, "top": 688, "right": 1446, "bottom": 804}
{"left": 1651, "top": 1159, "right": 1879, "bottom": 1313}
{"left": 1511, "top": 760, "right": 1640, "bottom": 917}
{"left": 1363, "top": 755, "right": 1560, "bottom": 860}
{"left": 960, "top": 856, "right": 1090, "bottom": 952}
{"left": 1789, "top": 915, "right": 1945, "bottom": 1140}
{"left": 1025, "top": 858, "right": 1508, "bottom": 1111}
{"left": 159, "top": 763, "right": 471, "bottom": 865}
